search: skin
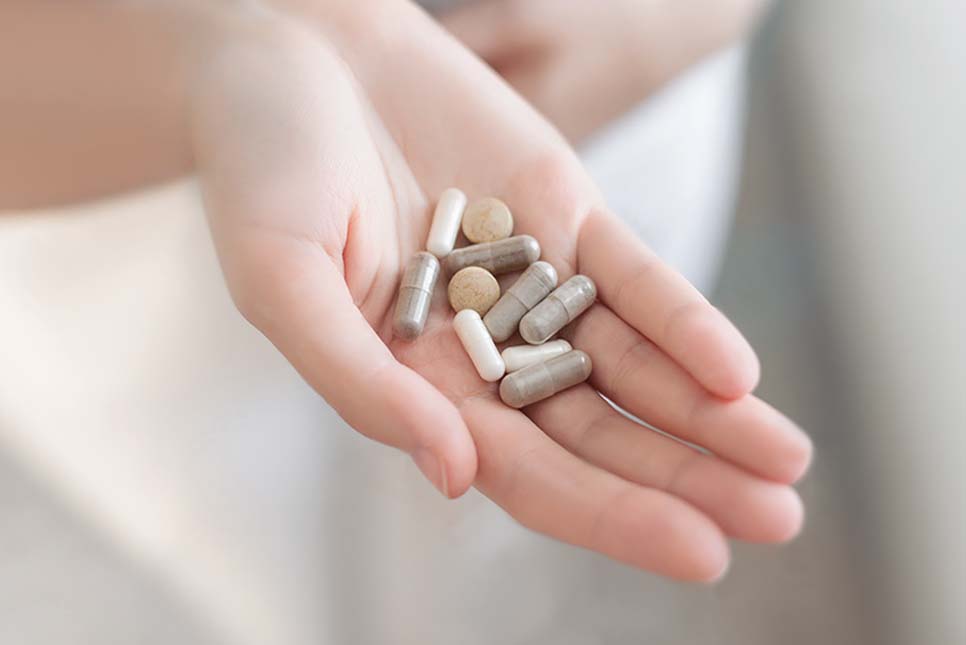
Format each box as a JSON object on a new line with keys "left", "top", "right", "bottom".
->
{"left": 1, "top": 0, "right": 810, "bottom": 581}
{"left": 440, "top": 0, "right": 769, "bottom": 143}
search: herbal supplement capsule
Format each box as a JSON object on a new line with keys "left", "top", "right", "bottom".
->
{"left": 444, "top": 235, "right": 540, "bottom": 276}
{"left": 499, "top": 350, "right": 592, "bottom": 408}
{"left": 483, "top": 261, "right": 557, "bottom": 342}
{"left": 453, "top": 309, "right": 506, "bottom": 382}
{"left": 502, "top": 339, "right": 572, "bottom": 373}
{"left": 519, "top": 275, "right": 596, "bottom": 345}
{"left": 426, "top": 187, "right": 467, "bottom": 257}
{"left": 392, "top": 252, "right": 440, "bottom": 340}
{"left": 448, "top": 267, "right": 501, "bottom": 315}
{"left": 462, "top": 197, "right": 514, "bottom": 244}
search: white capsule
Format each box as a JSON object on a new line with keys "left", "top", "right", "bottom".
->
{"left": 426, "top": 188, "right": 467, "bottom": 257}
{"left": 453, "top": 309, "right": 505, "bottom": 382}
{"left": 501, "top": 340, "right": 573, "bottom": 373}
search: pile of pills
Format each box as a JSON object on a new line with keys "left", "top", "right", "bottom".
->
{"left": 392, "top": 188, "right": 595, "bottom": 409}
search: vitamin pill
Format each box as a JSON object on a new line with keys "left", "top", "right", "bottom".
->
{"left": 483, "top": 261, "right": 558, "bottom": 342}
{"left": 519, "top": 275, "right": 596, "bottom": 344}
{"left": 426, "top": 187, "right": 467, "bottom": 257}
{"left": 501, "top": 339, "right": 573, "bottom": 373}
{"left": 462, "top": 197, "right": 514, "bottom": 244}
{"left": 453, "top": 309, "right": 506, "bottom": 382}
{"left": 499, "top": 350, "right": 593, "bottom": 408}
{"left": 392, "top": 251, "right": 440, "bottom": 340}
{"left": 444, "top": 235, "right": 540, "bottom": 276}
{"left": 448, "top": 267, "right": 501, "bottom": 315}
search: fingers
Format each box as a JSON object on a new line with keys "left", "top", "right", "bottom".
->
{"left": 527, "top": 385, "right": 804, "bottom": 543}
{"left": 462, "top": 395, "right": 730, "bottom": 581}
{"left": 565, "top": 305, "right": 812, "bottom": 484}
{"left": 578, "top": 210, "right": 760, "bottom": 399}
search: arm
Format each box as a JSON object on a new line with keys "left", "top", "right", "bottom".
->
{"left": 0, "top": 1, "right": 226, "bottom": 208}
{"left": 1, "top": 0, "right": 809, "bottom": 580}
{"left": 441, "top": 0, "right": 769, "bottom": 142}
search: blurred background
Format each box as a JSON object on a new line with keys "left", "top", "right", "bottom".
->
{"left": 1, "top": 1, "right": 964, "bottom": 643}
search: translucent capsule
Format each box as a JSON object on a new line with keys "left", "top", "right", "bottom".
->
{"left": 426, "top": 188, "right": 467, "bottom": 257}
{"left": 499, "top": 350, "right": 592, "bottom": 408}
{"left": 453, "top": 309, "right": 506, "bottom": 382}
{"left": 392, "top": 252, "right": 440, "bottom": 340}
{"left": 519, "top": 275, "right": 596, "bottom": 345}
{"left": 483, "top": 261, "right": 558, "bottom": 342}
{"left": 443, "top": 235, "right": 540, "bottom": 276}
{"left": 501, "top": 339, "right": 572, "bottom": 373}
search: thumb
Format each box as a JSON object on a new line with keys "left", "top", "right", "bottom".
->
{"left": 190, "top": 20, "right": 477, "bottom": 497}
{"left": 232, "top": 238, "right": 478, "bottom": 499}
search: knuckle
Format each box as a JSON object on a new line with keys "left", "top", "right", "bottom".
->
{"left": 608, "top": 336, "right": 658, "bottom": 395}
{"left": 660, "top": 450, "right": 705, "bottom": 495}
{"left": 611, "top": 262, "right": 654, "bottom": 318}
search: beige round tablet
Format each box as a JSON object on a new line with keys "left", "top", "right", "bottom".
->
{"left": 448, "top": 267, "right": 501, "bottom": 315}
{"left": 461, "top": 197, "right": 514, "bottom": 244}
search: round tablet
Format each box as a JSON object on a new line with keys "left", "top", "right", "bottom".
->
{"left": 448, "top": 267, "right": 501, "bottom": 315}
{"left": 461, "top": 198, "right": 514, "bottom": 244}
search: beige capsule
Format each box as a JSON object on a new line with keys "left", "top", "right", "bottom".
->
{"left": 499, "top": 350, "right": 592, "bottom": 408}
{"left": 392, "top": 251, "right": 440, "bottom": 340}
{"left": 448, "top": 266, "right": 501, "bottom": 315}
{"left": 444, "top": 235, "right": 540, "bottom": 276}
{"left": 462, "top": 197, "right": 514, "bottom": 244}
{"left": 483, "top": 261, "right": 558, "bottom": 342}
{"left": 519, "top": 275, "right": 596, "bottom": 344}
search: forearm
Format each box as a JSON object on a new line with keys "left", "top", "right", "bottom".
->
{"left": 635, "top": 0, "right": 768, "bottom": 90}
{"left": 0, "top": 1, "right": 248, "bottom": 209}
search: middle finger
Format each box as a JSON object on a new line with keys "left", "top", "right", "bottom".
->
{"left": 527, "top": 383, "right": 804, "bottom": 543}
{"left": 562, "top": 304, "right": 813, "bottom": 484}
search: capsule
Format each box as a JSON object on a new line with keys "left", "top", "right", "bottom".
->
{"left": 453, "top": 309, "right": 505, "bottom": 382}
{"left": 499, "top": 350, "right": 592, "bottom": 408}
{"left": 426, "top": 188, "right": 467, "bottom": 257}
{"left": 519, "top": 275, "right": 596, "bottom": 345}
{"left": 392, "top": 252, "right": 440, "bottom": 340}
{"left": 502, "top": 340, "right": 572, "bottom": 373}
{"left": 443, "top": 235, "right": 540, "bottom": 276}
{"left": 483, "top": 261, "right": 557, "bottom": 342}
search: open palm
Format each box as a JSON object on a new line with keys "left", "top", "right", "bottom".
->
{"left": 193, "top": 5, "right": 811, "bottom": 581}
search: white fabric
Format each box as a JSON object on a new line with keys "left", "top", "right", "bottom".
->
{"left": 0, "top": 46, "right": 746, "bottom": 643}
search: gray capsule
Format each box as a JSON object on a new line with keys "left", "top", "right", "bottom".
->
{"left": 519, "top": 275, "right": 596, "bottom": 344}
{"left": 483, "top": 261, "right": 558, "bottom": 342}
{"left": 499, "top": 350, "right": 592, "bottom": 408}
{"left": 443, "top": 235, "right": 540, "bottom": 276}
{"left": 392, "top": 251, "right": 440, "bottom": 340}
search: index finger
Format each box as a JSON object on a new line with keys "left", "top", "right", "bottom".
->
{"left": 578, "top": 210, "right": 760, "bottom": 399}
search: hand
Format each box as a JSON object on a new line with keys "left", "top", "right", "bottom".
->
{"left": 440, "top": 0, "right": 767, "bottom": 142}
{"left": 194, "top": 2, "right": 810, "bottom": 581}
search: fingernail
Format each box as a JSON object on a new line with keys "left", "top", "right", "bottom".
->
{"left": 707, "top": 556, "right": 731, "bottom": 585}
{"left": 412, "top": 449, "right": 448, "bottom": 497}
